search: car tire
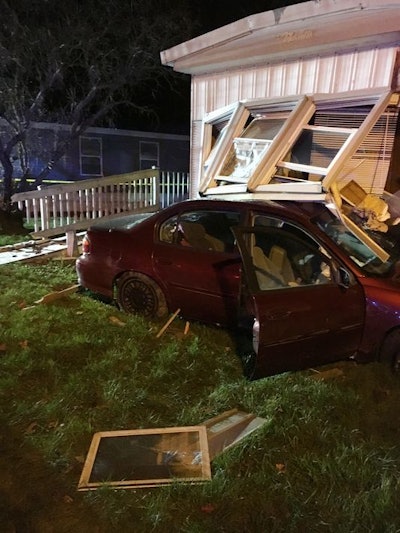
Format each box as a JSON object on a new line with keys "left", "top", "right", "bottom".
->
{"left": 379, "top": 329, "right": 400, "bottom": 373}
{"left": 116, "top": 272, "right": 168, "bottom": 319}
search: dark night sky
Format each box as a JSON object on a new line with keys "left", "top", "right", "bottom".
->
{"left": 128, "top": 0, "right": 303, "bottom": 134}
{"left": 192, "top": 0, "right": 303, "bottom": 34}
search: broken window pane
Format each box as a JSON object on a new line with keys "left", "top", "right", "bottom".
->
{"left": 78, "top": 426, "right": 211, "bottom": 490}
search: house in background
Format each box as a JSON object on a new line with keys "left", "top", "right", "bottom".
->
{"left": 161, "top": 0, "right": 400, "bottom": 199}
{"left": 1, "top": 121, "right": 190, "bottom": 183}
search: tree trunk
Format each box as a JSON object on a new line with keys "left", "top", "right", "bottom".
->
{"left": 0, "top": 152, "right": 14, "bottom": 209}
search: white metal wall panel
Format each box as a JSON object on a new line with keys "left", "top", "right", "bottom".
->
{"left": 192, "top": 47, "right": 398, "bottom": 120}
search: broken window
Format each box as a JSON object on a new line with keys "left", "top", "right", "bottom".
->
{"left": 199, "top": 90, "right": 394, "bottom": 197}
{"left": 199, "top": 89, "right": 397, "bottom": 261}
{"left": 78, "top": 410, "right": 267, "bottom": 490}
{"left": 78, "top": 426, "right": 211, "bottom": 490}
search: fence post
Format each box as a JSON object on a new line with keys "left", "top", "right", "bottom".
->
{"left": 66, "top": 230, "right": 79, "bottom": 257}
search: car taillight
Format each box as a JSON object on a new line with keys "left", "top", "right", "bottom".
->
{"left": 82, "top": 234, "right": 91, "bottom": 254}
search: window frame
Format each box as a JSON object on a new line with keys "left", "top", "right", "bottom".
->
{"left": 140, "top": 141, "right": 159, "bottom": 170}
{"left": 79, "top": 136, "right": 103, "bottom": 177}
{"left": 199, "top": 89, "right": 393, "bottom": 262}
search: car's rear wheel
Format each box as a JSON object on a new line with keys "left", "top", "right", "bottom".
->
{"left": 379, "top": 329, "right": 400, "bottom": 373}
{"left": 116, "top": 272, "right": 168, "bottom": 319}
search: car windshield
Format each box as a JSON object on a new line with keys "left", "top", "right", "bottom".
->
{"left": 312, "top": 208, "right": 400, "bottom": 276}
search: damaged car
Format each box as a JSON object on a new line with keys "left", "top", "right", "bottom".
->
{"left": 76, "top": 198, "right": 400, "bottom": 378}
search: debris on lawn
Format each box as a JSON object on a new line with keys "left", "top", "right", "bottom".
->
{"left": 25, "top": 422, "right": 39, "bottom": 435}
{"left": 21, "top": 284, "right": 79, "bottom": 310}
{"left": 310, "top": 367, "right": 344, "bottom": 380}
{"left": 156, "top": 308, "right": 181, "bottom": 338}
{"left": 203, "top": 409, "right": 268, "bottom": 460}
{"left": 108, "top": 316, "right": 126, "bottom": 327}
{"left": 35, "top": 284, "right": 80, "bottom": 305}
{"left": 183, "top": 321, "right": 190, "bottom": 336}
{"left": 77, "top": 425, "right": 211, "bottom": 490}
{"left": 275, "top": 463, "right": 286, "bottom": 474}
{"left": 77, "top": 409, "right": 267, "bottom": 491}
{"left": 201, "top": 503, "right": 216, "bottom": 514}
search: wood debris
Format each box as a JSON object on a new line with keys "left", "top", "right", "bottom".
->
{"left": 108, "top": 316, "right": 126, "bottom": 327}
{"left": 156, "top": 308, "right": 181, "bottom": 338}
{"left": 21, "top": 284, "right": 80, "bottom": 310}
{"left": 310, "top": 367, "right": 344, "bottom": 380}
{"left": 35, "top": 284, "right": 80, "bottom": 304}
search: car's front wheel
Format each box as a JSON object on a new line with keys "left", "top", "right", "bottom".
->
{"left": 379, "top": 329, "right": 400, "bottom": 373}
{"left": 115, "top": 272, "right": 168, "bottom": 319}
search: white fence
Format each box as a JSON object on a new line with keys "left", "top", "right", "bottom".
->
{"left": 11, "top": 169, "right": 190, "bottom": 239}
{"left": 159, "top": 171, "right": 190, "bottom": 209}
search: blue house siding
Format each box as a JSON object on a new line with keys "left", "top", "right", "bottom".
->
{"left": 0, "top": 121, "right": 189, "bottom": 183}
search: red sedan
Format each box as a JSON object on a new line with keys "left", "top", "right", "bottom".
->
{"left": 76, "top": 198, "right": 400, "bottom": 378}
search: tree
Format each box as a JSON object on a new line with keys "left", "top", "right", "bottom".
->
{"left": 0, "top": 0, "right": 195, "bottom": 213}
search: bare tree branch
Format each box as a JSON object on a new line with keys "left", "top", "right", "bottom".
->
{"left": 0, "top": 0, "right": 196, "bottom": 207}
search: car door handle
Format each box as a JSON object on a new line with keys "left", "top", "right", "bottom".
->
{"left": 265, "top": 310, "right": 292, "bottom": 320}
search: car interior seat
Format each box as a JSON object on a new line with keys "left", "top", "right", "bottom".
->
{"left": 252, "top": 246, "right": 285, "bottom": 289}
{"left": 181, "top": 222, "right": 224, "bottom": 251}
{"left": 269, "top": 245, "right": 296, "bottom": 285}
{"left": 204, "top": 233, "right": 225, "bottom": 252}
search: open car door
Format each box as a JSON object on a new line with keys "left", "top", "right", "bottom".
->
{"left": 232, "top": 226, "right": 365, "bottom": 378}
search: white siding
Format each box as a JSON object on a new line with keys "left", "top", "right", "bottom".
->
{"left": 192, "top": 48, "right": 398, "bottom": 120}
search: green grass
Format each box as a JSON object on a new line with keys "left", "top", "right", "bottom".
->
{"left": 0, "top": 261, "right": 399, "bottom": 532}
{"left": 0, "top": 233, "right": 32, "bottom": 246}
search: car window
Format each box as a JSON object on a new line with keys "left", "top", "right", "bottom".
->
{"left": 159, "top": 215, "right": 178, "bottom": 244}
{"left": 159, "top": 210, "right": 241, "bottom": 252}
{"left": 249, "top": 226, "right": 333, "bottom": 291}
{"left": 253, "top": 213, "right": 318, "bottom": 246}
{"left": 312, "top": 208, "right": 398, "bottom": 276}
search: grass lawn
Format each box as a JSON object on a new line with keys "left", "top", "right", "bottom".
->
{"left": 0, "top": 260, "right": 399, "bottom": 532}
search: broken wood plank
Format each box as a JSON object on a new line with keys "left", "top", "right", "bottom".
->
{"left": 34, "top": 284, "right": 80, "bottom": 305}
{"left": 156, "top": 308, "right": 181, "bottom": 338}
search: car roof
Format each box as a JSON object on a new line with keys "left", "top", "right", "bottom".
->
{"left": 166, "top": 197, "right": 325, "bottom": 221}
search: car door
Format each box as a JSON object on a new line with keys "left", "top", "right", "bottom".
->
{"left": 232, "top": 226, "right": 366, "bottom": 377}
{"left": 153, "top": 209, "right": 242, "bottom": 325}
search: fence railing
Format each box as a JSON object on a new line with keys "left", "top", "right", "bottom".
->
{"left": 11, "top": 169, "right": 190, "bottom": 239}
{"left": 159, "top": 171, "right": 190, "bottom": 209}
